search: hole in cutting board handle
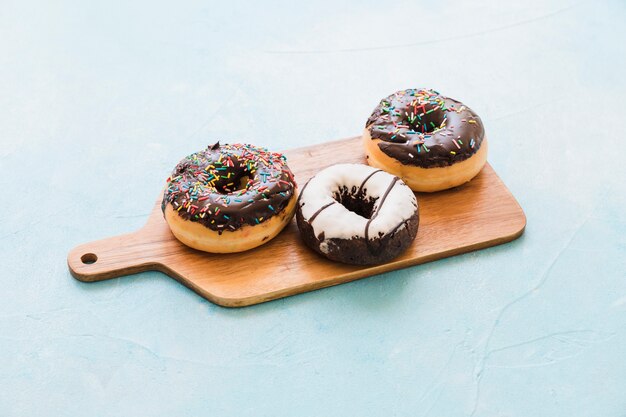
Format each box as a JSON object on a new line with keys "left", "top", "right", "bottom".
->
{"left": 81, "top": 253, "right": 98, "bottom": 264}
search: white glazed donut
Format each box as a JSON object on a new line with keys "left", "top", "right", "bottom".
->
{"left": 295, "top": 163, "right": 419, "bottom": 265}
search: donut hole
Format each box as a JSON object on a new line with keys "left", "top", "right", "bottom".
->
{"left": 214, "top": 172, "right": 252, "bottom": 194}
{"left": 405, "top": 102, "right": 446, "bottom": 133}
{"left": 333, "top": 186, "right": 378, "bottom": 219}
{"left": 238, "top": 175, "right": 251, "bottom": 189}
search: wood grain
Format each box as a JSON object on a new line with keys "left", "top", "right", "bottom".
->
{"left": 67, "top": 136, "right": 526, "bottom": 307}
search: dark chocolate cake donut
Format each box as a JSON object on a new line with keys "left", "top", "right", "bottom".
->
{"left": 296, "top": 163, "right": 418, "bottom": 265}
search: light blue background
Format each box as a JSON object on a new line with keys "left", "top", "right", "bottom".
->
{"left": 1, "top": 0, "right": 625, "bottom": 416}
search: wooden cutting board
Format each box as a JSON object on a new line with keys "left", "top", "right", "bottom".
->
{"left": 68, "top": 136, "right": 526, "bottom": 307}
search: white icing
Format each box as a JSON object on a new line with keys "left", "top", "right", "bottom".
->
{"left": 299, "top": 164, "right": 417, "bottom": 240}
{"left": 319, "top": 241, "right": 330, "bottom": 254}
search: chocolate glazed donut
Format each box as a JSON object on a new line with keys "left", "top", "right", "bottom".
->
{"left": 162, "top": 142, "right": 296, "bottom": 233}
{"left": 161, "top": 142, "right": 297, "bottom": 253}
{"left": 296, "top": 164, "right": 419, "bottom": 265}
{"left": 366, "top": 88, "right": 485, "bottom": 166}
{"left": 363, "top": 88, "right": 488, "bottom": 192}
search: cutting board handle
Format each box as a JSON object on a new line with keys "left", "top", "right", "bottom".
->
{"left": 67, "top": 229, "right": 158, "bottom": 282}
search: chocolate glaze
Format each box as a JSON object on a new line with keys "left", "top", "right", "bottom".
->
{"left": 162, "top": 143, "right": 296, "bottom": 234}
{"left": 366, "top": 88, "right": 485, "bottom": 168}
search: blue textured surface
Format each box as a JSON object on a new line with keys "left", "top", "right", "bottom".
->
{"left": 1, "top": 0, "right": 625, "bottom": 415}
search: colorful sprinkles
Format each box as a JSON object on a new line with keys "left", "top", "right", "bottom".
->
{"left": 161, "top": 143, "right": 296, "bottom": 234}
{"left": 367, "top": 88, "right": 485, "bottom": 167}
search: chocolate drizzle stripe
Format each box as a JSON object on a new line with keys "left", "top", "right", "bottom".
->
{"left": 364, "top": 176, "right": 400, "bottom": 248}
{"left": 308, "top": 201, "right": 336, "bottom": 224}
{"left": 357, "top": 169, "right": 383, "bottom": 195}
{"left": 388, "top": 220, "right": 409, "bottom": 236}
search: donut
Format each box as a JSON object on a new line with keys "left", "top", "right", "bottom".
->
{"left": 363, "top": 88, "right": 488, "bottom": 192}
{"left": 296, "top": 163, "right": 418, "bottom": 265}
{"left": 161, "top": 142, "right": 297, "bottom": 253}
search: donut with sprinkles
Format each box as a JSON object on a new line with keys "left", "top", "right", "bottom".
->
{"left": 363, "top": 88, "right": 488, "bottom": 192}
{"left": 162, "top": 142, "right": 297, "bottom": 253}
